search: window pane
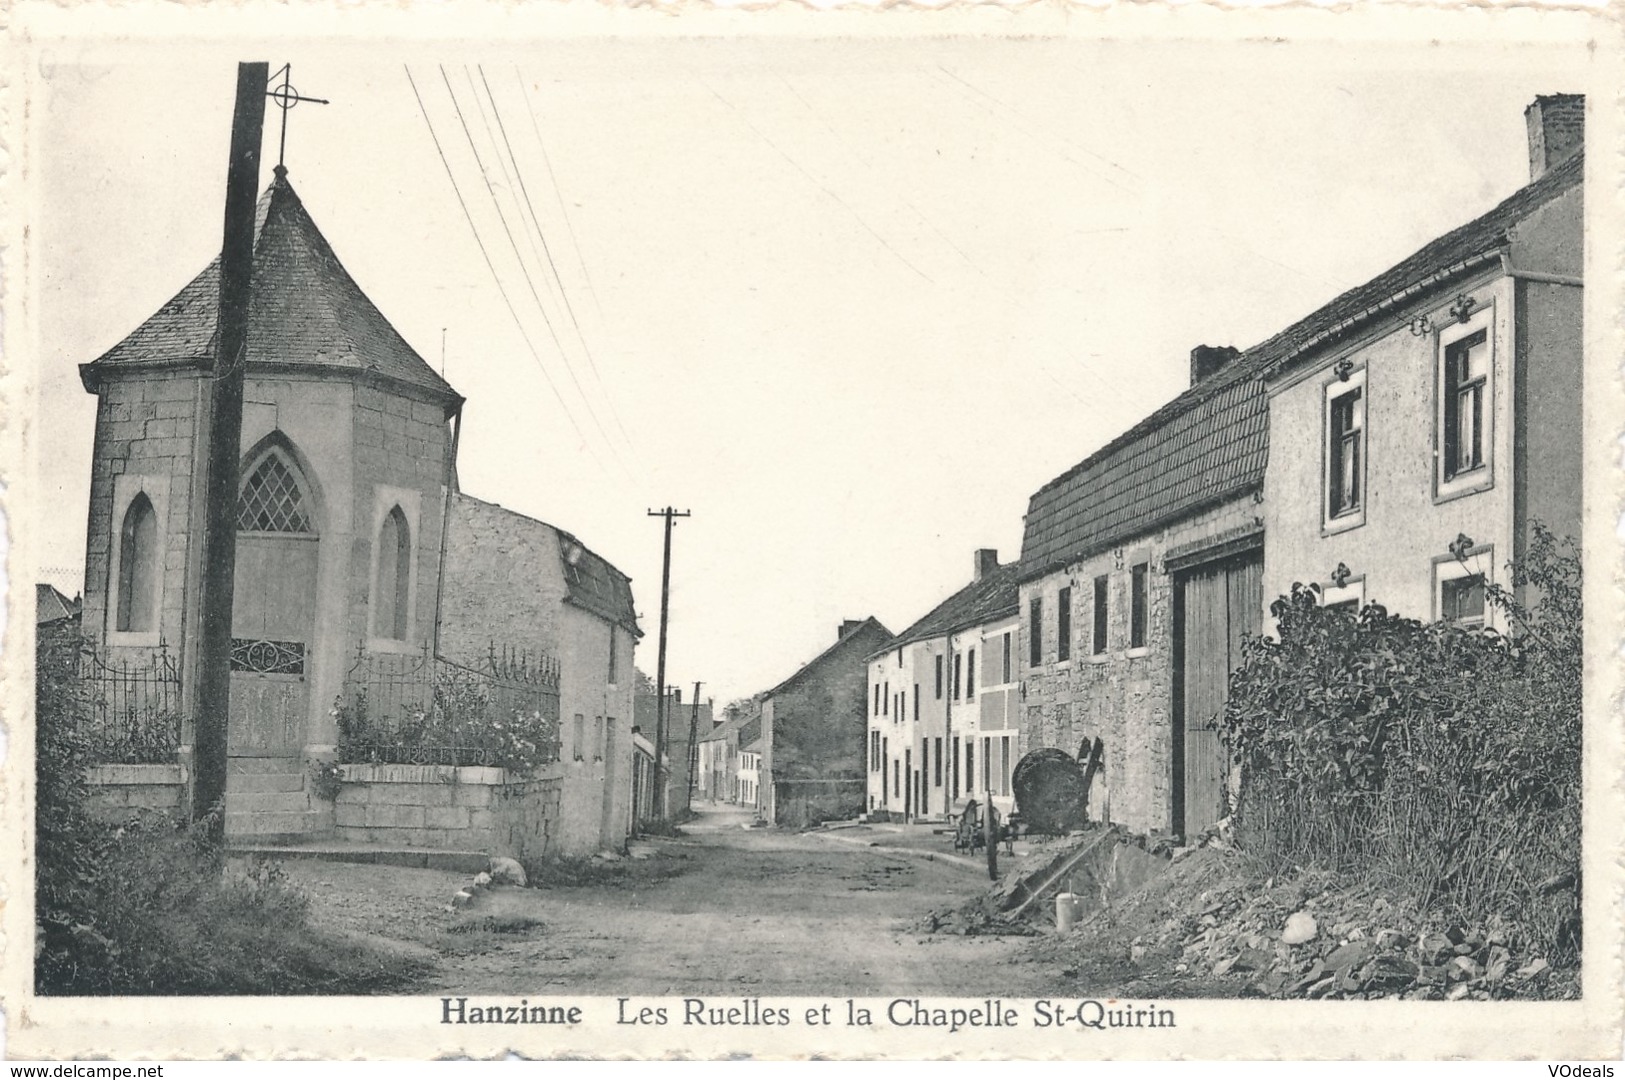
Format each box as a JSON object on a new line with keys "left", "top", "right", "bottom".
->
{"left": 1029, "top": 597, "right": 1043, "bottom": 666}
{"left": 1131, "top": 564, "right": 1148, "bottom": 648}
{"left": 1057, "top": 586, "right": 1072, "bottom": 662}
{"left": 238, "top": 453, "right": 311, "bottom": 533}
{"left": 1093, "top": 576, "right": 1109, "bottom": 654}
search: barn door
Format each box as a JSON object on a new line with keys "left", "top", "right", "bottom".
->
{"left": 1173, "top": 553, "right": 1262, "bottom": 838}
{"left": 228, "top": 449, "right": 319, "bottom": 759}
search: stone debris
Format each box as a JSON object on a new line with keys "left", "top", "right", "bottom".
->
{"left": 488, "top": 856, "right": 528, "bottom": 887}
{"left": 1281, "top": 911, "right": 1318, "bottom": 945}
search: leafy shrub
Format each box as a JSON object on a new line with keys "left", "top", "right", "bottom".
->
{"left": 1222, "top": 524, "right": 1581, "bottom": 959}
{"left": 335, "top": 677, "right": 560, "bottom": 771}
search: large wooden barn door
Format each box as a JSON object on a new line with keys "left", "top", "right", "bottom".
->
{"left": 1172, "top": 553, "right": 1262, "bottom": 839}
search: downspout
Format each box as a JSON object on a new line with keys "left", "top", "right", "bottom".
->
{"left": 432, "top": 402, "right": 463, "bottom": 661}
{"left": 943, "top": 638, "right": 952, "bottom": 821}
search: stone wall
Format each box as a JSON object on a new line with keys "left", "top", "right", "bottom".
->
{"left": 333, "top": 763, "right": 568, "bottom": 859}
{"left": 84, "top": 764, "right": 187, "bottom": 822}
{"left": 81, "top": 375, "right": 203, "bottom": 657}
{"left": 1019, "top": 495, "right": 1260, "bottom": 834}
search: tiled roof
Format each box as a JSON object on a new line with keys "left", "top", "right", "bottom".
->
{"left": 1020, "top": 149, "right": 1584, "bottom": 577}
{"left": 763, "top": 616, "right": 892, "bottom": 699}
{"left": 557, "top": 528, "right": 641, "bottom": 638}
{"left": 870, "top": 562, "right": 1023, "bottom": 658}
{"left": 81, "top": 169, "right": 460, "bottom": 408}
{"left": 36, "top": 584, "right": 81, "bottom": 625}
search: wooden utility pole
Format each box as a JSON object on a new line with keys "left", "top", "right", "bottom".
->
{"left": 192, "top": 62, "right": 269, "bottom": 835}
{"left": 685, "top": 681, "right": 703, "bottom": 809}
{"left": 646, "top": 506, "right": 690, "bottom": 819}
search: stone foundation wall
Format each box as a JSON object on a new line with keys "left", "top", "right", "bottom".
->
{"left": 333, "top": 763, "right": 566, "bottom": 857}
{"left": 85, "top": 764, "right": 187, "bottom": 822}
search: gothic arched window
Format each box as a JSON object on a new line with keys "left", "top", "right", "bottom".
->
{"left": 237, "top": 452, "right": 312, "bottom": 533}
{"left": 375, "top": 506, "right": 410, "bottom": 640}
{"left": 116, "top": 492, "right": 159, "bottom": 633}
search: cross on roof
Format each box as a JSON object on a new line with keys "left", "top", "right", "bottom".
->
{"left": 267, "top": 63, "right": 329, "bottom": 171}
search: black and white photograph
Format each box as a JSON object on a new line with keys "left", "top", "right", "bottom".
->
{"left": 3, "top": 4, "right": 1621, "bottom": 1062}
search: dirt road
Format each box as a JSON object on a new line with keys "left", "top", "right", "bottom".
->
{"left": 286, "top": 802, "right": 1060, "bottom": 996}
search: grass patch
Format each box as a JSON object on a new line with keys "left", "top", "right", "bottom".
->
{"left": 38, "top": 825, "right": 429, "bottom": 995}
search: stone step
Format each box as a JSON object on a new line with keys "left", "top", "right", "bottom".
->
{"left": 228, "top": 757, "right": 304, "bottom": 776}
{"left": 229, "top": 772, "right": 307, "bottom": 794}
{"left": 227, "top": 841, "right": 488, "bottom": 873}
{"left": 226, "top": 809, "right": 321, "bottom": 837}
{"left": 226, "top": 790, "right": 312, "bottom": 814}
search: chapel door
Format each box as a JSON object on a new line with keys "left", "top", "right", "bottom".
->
{"left": 228, "top": 450, "right": 319, "bottom": 760}
{"left": 1172, "top": 553, "right": 1262, "bottom": 839}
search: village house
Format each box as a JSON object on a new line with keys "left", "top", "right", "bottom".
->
{"left": 633, "top": 686, "right": 714, "bottom": 817}
{"left": 1260, "top": 95, "right": 1583, "bottom": 627}
{"left": 749, "top": 617, "right": 891, "bottom": 826}
{"left": 865, "top": 549, "right": 1021, "bottom": 822}
{"left": 1015, "top": 93, "right": 1584, "bottom": 841}
{"left": 695, "top": 709, "right": 744, "bottom": 804}
{"left": 72, "top": 166, "right": 639, "bottom": 857}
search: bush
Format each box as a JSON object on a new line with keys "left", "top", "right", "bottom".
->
{"left": 334, "top": 679, "right": 560, "bottom": 771}
{"left": 35, "top": 640, "right": 426, "bottom": 995}
{"left": 1222, "top": 525, "right": 1581, "bottom": 960}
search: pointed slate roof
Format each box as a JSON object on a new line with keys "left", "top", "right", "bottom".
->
{"left": 1020, "top": 148, "right": 1584, "bottom": 578}
{"left": 80, "top": 168, "right": 461, "bottom": 410}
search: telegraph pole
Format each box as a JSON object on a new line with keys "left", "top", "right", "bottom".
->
{"left": 646, "top": 506, "right": 690, "bottom": 819}
{"left": 193, "top": 62, "right": 269, "bottom": 835}
{"left": 685, "top": 681, "right": 703, "bottom": 811}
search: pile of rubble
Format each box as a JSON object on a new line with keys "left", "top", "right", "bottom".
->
{"left": 1058, "top": 846, "right": 1576, "bottom": 1000}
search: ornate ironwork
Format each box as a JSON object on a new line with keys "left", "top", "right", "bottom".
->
{"left": 1448, "top": 293, "right": 1480, "bottom": 324}
{"left": 61, "top": 638, "right": 183, "bottom": 764}
{"left": 230, "top": 637, "right": 306, "bottom": 675}
{"left": 338, "top": 640, "right": 562, "bottom": 768}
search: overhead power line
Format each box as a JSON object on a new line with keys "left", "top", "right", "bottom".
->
{"left": 435, "top": 65, "right": 630, "bottom": 478}
{"left": 477, "top": 65, "right": 639, "bottom": 460}
{"left": 516, "top": 69, "right": 604, "bottom": 321}
{"left": 404, "top": 64, "right": 604, "bottom": 471}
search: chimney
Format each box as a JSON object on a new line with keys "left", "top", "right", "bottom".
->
{"left": 838, "top": 619, "right": 865, "bottom": 640}
{"left": 1190, "top": 344, "right": 1240, "bottom": 386}
{"left": 973, "top": 548, "right": 1000, "bottom": 582}
{"left": 1525, "top": 94, "right": 1584, "bottom": 180}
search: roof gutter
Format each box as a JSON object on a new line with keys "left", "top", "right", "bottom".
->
{"left": 1266, "top": 247, "right": 1507, "bottom": 380}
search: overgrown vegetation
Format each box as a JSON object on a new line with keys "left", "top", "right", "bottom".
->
{"left": 1222, "top": 525, "right": 1581, "bottom": 961}
{"left": 35, "top": 639, "right": 427, "bottom": 995}
{"left": 334, "top": 680, "right": 560, "bottom": 771}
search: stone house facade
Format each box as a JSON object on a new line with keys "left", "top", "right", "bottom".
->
{"left": 1018, "top": 355, "right": 1267, "bottom": 839}
{"left": 437, "top": 493, "right": 641, "bottom": 854}
{"left": 865, "top": 549, "right": 1021, "bottom": 821}
{"left": 754, "top": 617, "right": 892, "bottom": 826}
{"left": 1262, "top": 96, "right": 1584, "bottom": 626}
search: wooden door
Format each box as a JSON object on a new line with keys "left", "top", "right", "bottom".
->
{"left": 1173, "top": 553, "right": 1262, "bottom": 838}
{"left": 228, "top": 535, "right": 318, "bottom": 757}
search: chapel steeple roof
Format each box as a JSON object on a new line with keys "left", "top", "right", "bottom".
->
{"left": 80, "top": 169, "right": 461, "bottom": 411}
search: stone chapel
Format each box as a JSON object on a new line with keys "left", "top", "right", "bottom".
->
{"left": 77, "top": 165, "right": 639, "bottom": 848}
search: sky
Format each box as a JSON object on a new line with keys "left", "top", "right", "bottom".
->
{"left": 26, "top": 33, "right": 1590, "bottom": 709}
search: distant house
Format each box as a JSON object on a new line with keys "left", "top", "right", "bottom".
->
{"left": 37, "top": 583, "right": 83, "bottom": 627}
{"left": 633, "top": 687, "right": 714, "bottom": 816}
{"left": 735, "top": 712, "right": 763, "bottom": 808}
{"left": 865, "top": 549, "right": 1022, "bottom": 822}
{"left": 696, "top": 709, "right": 747, "bottom": 804}
{"left": 753, "top": 617, "right": 893, "bottom": 827}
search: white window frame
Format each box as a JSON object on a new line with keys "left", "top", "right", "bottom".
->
{"left": 366, "top": 485, "right": 422, "bottom": 653}
{"left": 1433, "top": 545, "right": 1495, "bottom": 630}
{"left": 105, "top": 473, "right": 170, "bottom": 648}
{"left": 1435, "top": 302, "right": 1496, "bottom": 503}
{"left": 1322, "top": 365, "right": 1368, "bottom": 534}
{"left": 1320, "top": 575, "right": 1366, "bottom": 612}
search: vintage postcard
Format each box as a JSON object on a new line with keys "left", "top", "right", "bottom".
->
{"left": 2, "top": 0, "right": 1622, "bottom": 1062}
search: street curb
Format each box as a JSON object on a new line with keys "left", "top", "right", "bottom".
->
{"left": 812, "top": 828, "right": 985, "bottom": 873}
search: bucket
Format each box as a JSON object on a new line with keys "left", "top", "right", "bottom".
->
{"left": 1055, "top": 892, "right": 1083, "bottom": 932}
